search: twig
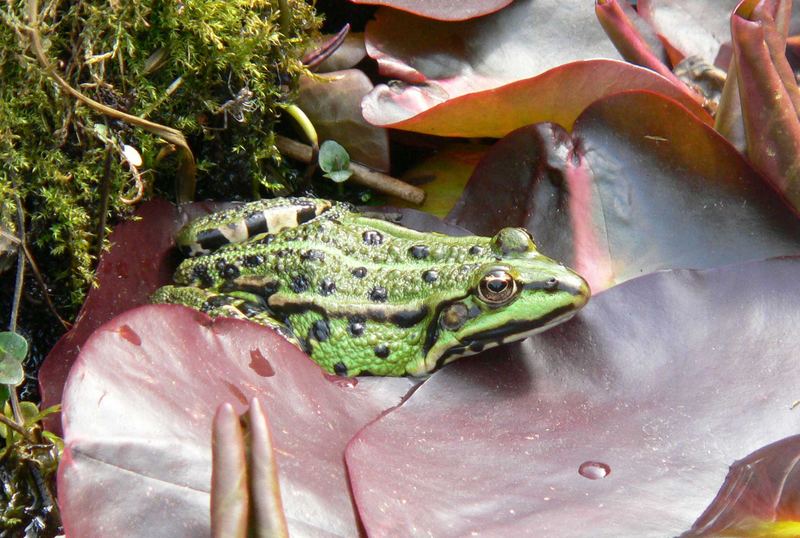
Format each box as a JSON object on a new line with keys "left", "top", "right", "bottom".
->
{"left": 0, "top": 232, "right": 70, "bottom": 330}
{"left": 275, "top": 135, "right": 425, "bottom": 204}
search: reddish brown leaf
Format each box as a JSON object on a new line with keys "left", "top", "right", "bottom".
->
{"left": 363, "top": 60, "right": 711, "bottom": 136}
{"left": 447, "top": 91, "right": 800, "bottom": 291}
{"left": 347, "top": 258, "right": 800, "bottom": 537}
{"left": 298, "top": 69, "right": 390, "bottom": 172}
{"left": 58, "top": 306, "right": 416, "bottom": 536}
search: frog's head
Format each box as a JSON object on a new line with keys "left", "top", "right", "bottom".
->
{"left": 415, "top": 228, "right": 590, "bottom": 375}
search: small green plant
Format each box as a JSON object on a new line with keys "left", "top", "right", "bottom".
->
{"left": 318, "top": 140, "right": 354, "bottom": 183}
{"left": 0, "top": 332, "right": 61, "bottom": 534}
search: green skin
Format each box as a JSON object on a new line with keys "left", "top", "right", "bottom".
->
{"left": 152, "top": 198, "right": 590, "bottom": 376}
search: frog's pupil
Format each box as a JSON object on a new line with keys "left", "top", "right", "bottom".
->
{"left": 487, "top": 279, "right": 508, "bottom": 293}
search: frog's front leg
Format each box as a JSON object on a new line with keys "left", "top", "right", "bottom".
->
{"left": 152, "top": 285, "right": 300, "bottom": 347}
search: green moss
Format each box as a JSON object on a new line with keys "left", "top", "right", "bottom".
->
{"left": 0, "top": 0, "right": 321, "bottom": 313}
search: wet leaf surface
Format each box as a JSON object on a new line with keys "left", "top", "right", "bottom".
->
{"left": 348, "top": 0, "right": 513, "bottom": 21}
{"left": 447, "top": 91, "right": 800, "bottom": 291}
{"left": 58, "top": 305, "right": 416, "bottom": 537}
{"left": 346, "top": 257, "right": 800, "bottom": 538}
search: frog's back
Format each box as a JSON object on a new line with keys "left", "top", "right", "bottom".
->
{"left": 173, "top": 209, "right": 497, "bottom": 376}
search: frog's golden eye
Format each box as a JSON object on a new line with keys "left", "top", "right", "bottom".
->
{"left": 477, "top": 269, "right": 518, "bottom": 305}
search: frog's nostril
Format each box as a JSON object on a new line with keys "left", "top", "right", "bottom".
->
{"left": 545, "top": 277, "right": 559, "bottom": 290}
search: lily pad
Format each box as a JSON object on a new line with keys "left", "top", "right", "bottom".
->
{"left": 58, "top": 305, "right": 417, "bottom": 537}
{"left": 363, "top": 59, "right": 711, "bottom": 136}
{"left": 447, "top": 91, "right": 800, "bottom": 291}
{"left": 346, "top": 257, "right": 800, "bottom": 537}
{"left": 38, "top": 199, "right": 182, "bottom": 421}
{"left": 362, "top": 0, "right": 628, "bottom": 130}
{"left": 684, "top": 435, "right": 800, "bottom": 536}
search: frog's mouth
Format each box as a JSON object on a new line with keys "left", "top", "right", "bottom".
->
{"left": 435, "top": 304, "right": 580, "bottom": 369}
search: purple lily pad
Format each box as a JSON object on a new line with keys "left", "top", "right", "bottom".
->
{"left": 346, "top": 257, "right": 800, "bottom": 537}
{"left": 58, "top": 305, "right": 417, "bottom": 536}
{"left": 447, "top": 91, "right": 800, "bottom": 292}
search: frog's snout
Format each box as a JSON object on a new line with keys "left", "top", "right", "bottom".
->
{"left": 553, "top": 270, "right": 591, "bottom": 308}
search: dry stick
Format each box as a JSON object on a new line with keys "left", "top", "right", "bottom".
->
{"left": 275, "top": 136, "right": 426, "bottom": 205}
{"left": 25, "top": 0, "right": 197, "bottom": 201}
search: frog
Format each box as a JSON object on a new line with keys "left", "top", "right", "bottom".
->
{"left": 152, "top": 197, "right": 590, "bottom": 377}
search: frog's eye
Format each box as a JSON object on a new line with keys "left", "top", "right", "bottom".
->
{"left": 477, "top": 269, "right": 519, "bottom": 305}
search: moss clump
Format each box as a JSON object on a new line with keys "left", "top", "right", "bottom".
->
{"left": 0, "top": 0, "right": 320, "bottom": 313}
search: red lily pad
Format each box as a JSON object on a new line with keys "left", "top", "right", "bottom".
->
{"left": 447, "top": 91, "right": 800, "bottom": 291}
{"left": 348, "top": 0, "right": 513, "bottom": 21}
{"left": 363, "top": 59, "right": 711, "bottom": 136}
{"left": 346, "top": 257, "right": 800, "bottom": 537}
{"left": 38, "top": 199, "right": 181, "bottom": 420}
{"left": 58, "top": 305, "right": 417, "bottom": 536}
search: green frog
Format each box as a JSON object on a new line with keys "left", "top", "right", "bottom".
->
{"left": 152, "top": 197, "right": 590, "bottom": 376}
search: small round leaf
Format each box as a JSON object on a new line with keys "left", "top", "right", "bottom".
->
{"left": 318, "top": 140, "right": 351, "bottom": 174}
{"left": 0, "top": 332, "right": 28, "bottom": 363}
{"left": 323, "top": 170, "right": 354, "bottom": 183}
